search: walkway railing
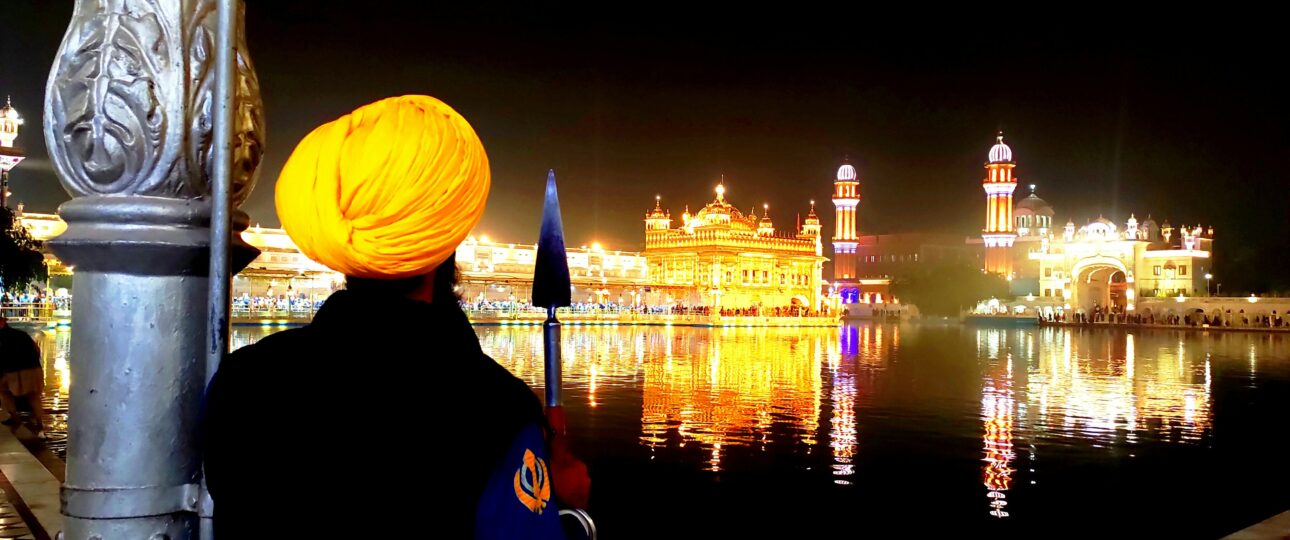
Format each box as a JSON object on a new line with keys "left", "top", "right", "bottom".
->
{"left": 231, "top": 305, "right": 320, "bottom": 321}
{"left": 1042, "top": 316, "right": 1290, "bottom": 332}
{"left": 0, "top": 302, "right": 61, "bottom": 323}
{"left": 463, "top": 307, "right": 839, "bottom": 327}
{"left": 23, "top": 301, "right": 839, "bottom": 327}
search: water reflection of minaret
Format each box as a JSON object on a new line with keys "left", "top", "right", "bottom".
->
{"left": 831, "top": 323, "right": 890, "bottom": 484}
{"left": 980, "top": 328, "right": 1016, "bottom": 519}
{"left": 831, "top": 325, "right": 859, "bottom": 484}
{"left": 855, "top": 323, "right": 895, "bottom": 368}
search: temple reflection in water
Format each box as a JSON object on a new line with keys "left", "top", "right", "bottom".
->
{"left": 471, "top": 324, "right": 1223, "bottom": 494}
{"left": 26, "top": 321, "right": 1274, "bottom": 532}
{"left": 478, "top": 324, "right": 895, "bottom": 477}
{"left": 975, "top": 327, "right": 1217, "bottom": 519}
{"left": 480, "top": 326, "right": 850, "bottom": 473}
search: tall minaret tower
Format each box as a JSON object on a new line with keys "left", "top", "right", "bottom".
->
{"left": 832, "top": 160, "right": 860, "bottom": 280}
{"left": 982, "top": 132, "right": 1017, "bottom": 275}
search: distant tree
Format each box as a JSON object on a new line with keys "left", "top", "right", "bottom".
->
{"left": 892, "top": 260, "right": 1010, "bottom": 317}
{"left": 0, "top": 206, "right": 47, "bottom": 293}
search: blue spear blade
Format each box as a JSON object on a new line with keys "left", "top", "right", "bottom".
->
{"left": 532, "top": 170, "right": 571, "bottom": 308}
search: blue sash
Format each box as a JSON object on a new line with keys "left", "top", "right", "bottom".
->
{"left": 475, "top": 422, "right": 566, "bottom": 539}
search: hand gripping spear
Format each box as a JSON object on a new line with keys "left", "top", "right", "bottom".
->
{"left": 530, "top": 170, "right": 594, "bottom": 520}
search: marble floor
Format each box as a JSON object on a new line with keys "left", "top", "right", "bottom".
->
{"left": 0, "top": 426, "right": 59, "bottom": 540}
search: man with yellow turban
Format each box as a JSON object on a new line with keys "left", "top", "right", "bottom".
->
{"left": 203, "top": 96, "right": 572, "bottom": 538}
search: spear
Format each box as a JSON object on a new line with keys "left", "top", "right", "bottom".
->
{"left": 532, "top": 169, "right": 571, "bottom": 424}
{"left": 531, "top": 171, "right": 595, "bottom": 521}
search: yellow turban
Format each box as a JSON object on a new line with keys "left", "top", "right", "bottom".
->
{"left": 275, "top": 95, "right": 490, "bottom": 279}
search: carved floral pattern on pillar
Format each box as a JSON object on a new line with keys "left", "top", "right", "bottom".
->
{"left": 44, "top": 0, "right": 264, "bottom": 204}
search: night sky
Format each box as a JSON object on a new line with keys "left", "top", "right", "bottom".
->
{"left": 3, "top": 5, "right": 1287, "bottom": 291}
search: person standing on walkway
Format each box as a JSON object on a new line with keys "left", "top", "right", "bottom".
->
{"left": 0, "top": 316, "right": 45, "bottom": 436}
{"left": 203, "top": 96, "right": 586, "bottom": 538}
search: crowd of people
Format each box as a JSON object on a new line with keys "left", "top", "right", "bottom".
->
{"left": 458, "top": 299, "right": 827, "bottom": 318}
{"left": 1044, "top": 305, "right": 1289, "bottom": 329}
{"left": 7, "top": 291, "right": 830, "bottom": 320}
{"left": 0, "top": 290, "right": 71, "bottom": 319}
{"left": 461, "top": 299, "right": 651, "bottom": 314}
{"left": 718, "top": 305, "right": 825, "bottom": 317}
{"left": 232, "top": 294, "right": 324, "bottom": 314}
{"left": 1, "top": 291, "right": 45, "bottom": 304}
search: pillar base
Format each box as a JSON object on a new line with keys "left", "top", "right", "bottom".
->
{"left": 50, "top": 196, "right": 257, "bottom": 540}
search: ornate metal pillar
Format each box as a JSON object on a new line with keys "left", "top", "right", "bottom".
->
{"left": 43, "top": 1, "right": 264, "bottom": 538}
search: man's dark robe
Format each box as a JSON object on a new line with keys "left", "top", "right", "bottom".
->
{"left": 203, "top": 290, "right": 544, "bottom": 537}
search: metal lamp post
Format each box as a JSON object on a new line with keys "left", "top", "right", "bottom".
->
{"left": 43, "top": 1, "right": 264, "bottom": 538}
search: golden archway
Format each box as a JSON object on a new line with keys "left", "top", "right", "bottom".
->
{"left": 1071, "top": 256, "right": 1130, "bottom": 312}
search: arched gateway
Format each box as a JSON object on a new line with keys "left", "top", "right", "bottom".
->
{"left": 1071, "top": 256, "right": 1131, "bottom": 312}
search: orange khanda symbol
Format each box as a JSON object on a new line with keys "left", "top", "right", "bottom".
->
{"left": 513, "top": 449, "right": 552, "bottom": 514}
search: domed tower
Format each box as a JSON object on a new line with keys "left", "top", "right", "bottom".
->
{"left": 758, "top": 203, "right": 775, "bottom": 236}
{"left": 645, "top": 195, "right": 671, "bottom": 231}
{"left": 982, "top": 132, "right": 1019, "bottom": 275}
{"left": 1013, "top": 184, "right": 1053, "bottom": 238}
{"left": 696, "top": 183, "right": 735, "bottom": 226}
{"left": 802, "top": 200, "right": 822, "bottom": 237}
{"left": 0, "top": 97, "right": 26, "bottom": 208}
{"left": 802, "top": 200, "right": 823, "bottom": 256}
{"left": 0, "top": 97, "right": 21, "bottom": 148}
{"left": 832, "top": 160, "right": 860, "bottom": 280}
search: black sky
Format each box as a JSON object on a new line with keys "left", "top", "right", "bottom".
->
{"left": 3, "top": 5, "right": 1288, "bottom": 291}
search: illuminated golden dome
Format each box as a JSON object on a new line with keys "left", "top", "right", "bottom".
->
{"left": 646, "top": 195, "right": 667, "bottom": 219}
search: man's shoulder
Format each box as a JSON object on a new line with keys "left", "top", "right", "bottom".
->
{"left": 0, "top": 326, "right": 31, "bottom": 340}
{"left": 476, "top": 354, "right": 543, "bottom": 415}
{"left": 0, "top": 326, "right": 36, "bottom": 350}
{"left": 231, "top": 326, "right": 312, "bottom": 355}
{"left": 218, "top": 326, "right": 316, "bottom": 376}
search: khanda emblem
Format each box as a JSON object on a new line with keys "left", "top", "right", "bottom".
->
{"left": 513, "top": 449, "right": 552, "bottom": 514}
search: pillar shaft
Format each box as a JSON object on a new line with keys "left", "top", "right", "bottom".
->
{"left": 43, "top": 1, "right": 264, "bottom": 538}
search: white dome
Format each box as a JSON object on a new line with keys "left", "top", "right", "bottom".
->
{"left": 0, "top": 96, "right": 18, "bottom": 121}
{"left": 988, "top": 134, "right": 1012, "bottom": 164}
{"left": 837, "top": 163, "right": 857, "bottom": 181}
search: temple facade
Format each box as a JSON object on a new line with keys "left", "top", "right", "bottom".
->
{"left": 643, "top": 184, "right": 826, "bottom": 311}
